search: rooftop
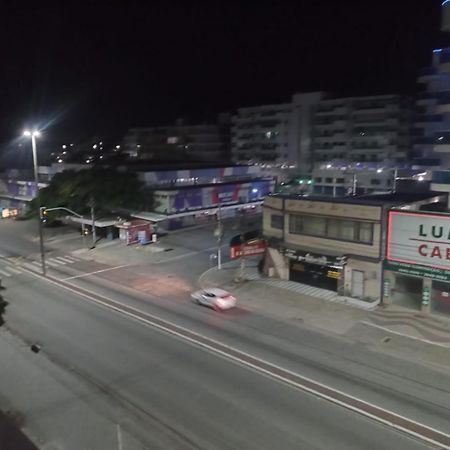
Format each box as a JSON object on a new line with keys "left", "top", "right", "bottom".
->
{"left": 269, "top": 191, "right": 446, "bottom": 207}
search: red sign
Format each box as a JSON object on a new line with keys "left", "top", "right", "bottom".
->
{"left": 230, "top": 239, "right": 267, "bottom": 259}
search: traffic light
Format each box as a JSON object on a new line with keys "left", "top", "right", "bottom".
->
{"left": 39, "top": 207, "right": 48, "bottom": 222}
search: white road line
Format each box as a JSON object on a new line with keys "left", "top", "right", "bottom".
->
{"left": 0, "top": 268, "right": 11, "bottom": 277}
{"left": 61, "top": 264, "right": 130, "bottom": 280}
{"left": 5, "top": 266, "right": 22, "bottom": 274}
{"left": 56, "top": 257, "right": 75, "bottom": 263}
{"left": 51, "top": 257, "right": 67, "bottom": 264}
{"left": 31, "top": 261, "right": 41, "bottom": 267}
{"left": 361, "top": 321, "right": 450, "bottom": 349}
{"left": 63, "top": 255, "right": 80, "bottom": 262}
{"left": 22, "top": 263, "right": 39, "bottom": 271}
{"left": 45, "top": 260, "right": 60, "bottom": 267}
{"left": 19, "top": 265, "right": 450, "bottom": 450}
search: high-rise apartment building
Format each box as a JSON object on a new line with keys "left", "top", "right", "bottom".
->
{"left": 414, "top": 2, "right": 450, "bottom": 167}
{"left": 232, "top": 92, "right": 413, "bottom": 175}
{"left": 313, "top": 95, "right": 412, "bottom": 165}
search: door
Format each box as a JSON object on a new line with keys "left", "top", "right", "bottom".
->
{"left": 352, "top": 270, "right": 364, "bottom": 299}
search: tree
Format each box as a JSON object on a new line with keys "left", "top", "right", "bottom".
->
{"left": 0, "top": 294, "right": 8, "bottom": 327}
{"left": 27, "top": 169, "right": 146, "bottom": 219}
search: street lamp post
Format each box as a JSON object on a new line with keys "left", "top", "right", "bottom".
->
{"left": 24, "top": 130, "right": 46, "bottom": 276}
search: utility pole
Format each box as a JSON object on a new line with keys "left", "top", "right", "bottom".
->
{"left": 90, "top": 196, "right": 97, "bottom": 248}
{"left": 215, "top": 203, "right": 223, "bottom": 269}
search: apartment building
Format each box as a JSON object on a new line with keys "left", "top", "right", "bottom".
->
{"left": 123, "top": 115, "right": 231, "bottom": 163}
{"left": 313, "top": 95, "right": 412, "bottom": 165}
{"left": 231, "top": 92, "right": 323, "bottom": 174}
{"left": 232, "top": 93, "right": 413, "bottom": 177}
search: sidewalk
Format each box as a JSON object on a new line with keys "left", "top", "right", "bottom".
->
{"left": 0, "top": 329, "right": 147, "bottom": 450}
{"left": 199, "top": 260, "right": 450, "bottom": 369}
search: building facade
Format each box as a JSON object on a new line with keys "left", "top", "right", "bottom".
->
{"left": 313, "top": 95, "right": 412, "bottom": 165}
{"left": 232, "top": 92, "right": 413, "bottom": 177}
{"left": 384, "top": 209, "right": 450, "bottom": 316}
{"left": 413, "top": 2, "right": 450, "bottom": 167}
{"left": 262, "top": 192, "right": 446, "bottom": 303}
{"left": 123, "top": 116, "right": 231, "bottom": 163}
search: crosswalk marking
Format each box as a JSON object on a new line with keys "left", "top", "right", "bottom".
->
{"left": 22, "top": 262, "right": 38, "bottom": 271}
{"left": 50, "top": 257, "right": 67, "bottom": 264}
{"left": 56, "top": 256, "right": 75, "bottom": 263}
{"left": 0, "top": 268, "right": 12, "bottom": 277}
{"left": 31, "top": 261, "right": 41, "bottom": 267}
{"left": 63, "top": 255, "right": 80, "bottom": 262}
{"left": 55, "top": 256, "right": 73, "bottom": 264}
{"left": 6, "top": 266, "right": 22, "bottom": 274}
{"left": 45, "top": 260, "right": 60, "bottom": 267}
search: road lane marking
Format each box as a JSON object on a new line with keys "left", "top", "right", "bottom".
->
{"left": 4, "top": 266, "right": 22, "bottom": 274}
{"left": 22, "top": 262, "right": 39, "bottom": 271}
{"left": 31, "top": 261, "right": 41, "bottom": 266}
{"left": 361, "top": 321, "right": 450, "bottom": 348}
{"left": 61, "top": 265, "right": 131, "bottom": 280}
{"left": 50, "top": 257, "right": 67, "bottom": 264}
{"left": 0, "top": 268, "right": 11, "bottom": 277}
{"left": 18, "top": 264, "right": 450, "bottom": 449}
{"left": 44, "top": 259, "right": 60, "bottom": 267}
{"left": 56, "top": 256, "right": 75, "bottom": 263}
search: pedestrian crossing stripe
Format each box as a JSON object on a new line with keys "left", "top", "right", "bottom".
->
{"left": 0, "top": 268, "right": 11, "bottom": 277}
{"left": 6, "top": 266, "right": 22, "bottom": 274}
{"left": 45, "top": 260, "right": 61, "bottom": 267}
{"left": 51, "top": 257, "right": 67, "bottom": 264}
{"left": 56, "top": 256, "right": 75, "bottom": 263}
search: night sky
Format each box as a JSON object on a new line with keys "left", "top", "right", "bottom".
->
{"left": 0, "top": 0, "right": 444, "bottom": 153}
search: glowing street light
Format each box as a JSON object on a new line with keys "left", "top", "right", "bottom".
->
{"left": 23, "top": 129, "right": 46, "bottom": 275}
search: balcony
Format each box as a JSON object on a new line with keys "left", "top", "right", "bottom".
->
{"left": 415, "top": 114, "right": 444, "bottom": 127}
{"left": 418, "top": 66, "right": 439, "bottom": 83}
{"left": 433, "top": 131, "right": 450, "bottom": 152}
{"left": 436, "top": 92, "right": 450, "bottom": 113}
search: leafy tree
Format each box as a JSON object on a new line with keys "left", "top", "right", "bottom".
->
{"left": 28, "top": 169, "right": 147, "bottom": 219}
{"left": 0, "top": 294, "right": 8, "bottom": 327}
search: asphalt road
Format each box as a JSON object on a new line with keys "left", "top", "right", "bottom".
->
{"left": 1, "top": 218, "right": 450, "bottom": 448}
{"left": 3, "top": 270, "right": 437, "bottom": 450}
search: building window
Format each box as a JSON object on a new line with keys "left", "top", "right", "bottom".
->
{"left": 288, "top": 214, "right": 373, "bottom": 244}
{"left": 314, "top": 177, "right": 322, "bottom": 183}
{"left": 357, "top": 222, "right": 373, "bottom": 243}
{"left": 335, "top": 178, "right": 345, "bottom": 183}
{"left": 370, "top": 179, "right": 381, "bottom": 185}
{"left": 325, "top": 177, "right": 333, "bottom": 183}
{"left": 289, "top": 215, "right": 326, "bottom": 237}
{"left": 271, "top": 214, "right": 284, "bottom": 230}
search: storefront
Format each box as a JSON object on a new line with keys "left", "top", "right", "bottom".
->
{"left": 384, "top": 210, "right": 450, "bottom": 316}
{"left": 284, "top": 248, "right": 346, "bottom": 292}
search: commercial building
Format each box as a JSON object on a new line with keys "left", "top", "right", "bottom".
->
{"left": 312, "top": 162, "right": 432, "bottom": 197}
{"left": 262, "top": 192, "right": 445, "bottom": 303}
{"left": 152, "top": 177, "right": 274, "bottom": 215}
{"left": 384, "top": 209, "right": 450, "bottom": 316}
{"left": 123, "top": 115, "right": 231, "bottom": 163}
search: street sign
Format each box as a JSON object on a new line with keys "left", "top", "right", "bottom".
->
{"left": 230, "top": 239, "right": 267, "bottom": 259}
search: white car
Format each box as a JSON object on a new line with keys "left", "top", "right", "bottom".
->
{"left": 191, "top": 288, "right": 237, "bottom": 311}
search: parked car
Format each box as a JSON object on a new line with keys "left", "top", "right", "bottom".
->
{"left": 191, "top": 288, "right": 237, "bottom": 311}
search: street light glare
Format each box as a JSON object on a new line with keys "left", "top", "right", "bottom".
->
{"left": 23, "top": 130, "right": 40, "bottom": 137}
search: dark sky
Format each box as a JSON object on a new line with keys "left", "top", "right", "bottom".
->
{"left": 0, "top": 0, "right": 444, "bottom": 148}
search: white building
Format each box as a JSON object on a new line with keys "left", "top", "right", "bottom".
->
{"left": 414, "top": 2, "right": 450, "bottom": 168}
{"left": 232, "top": 92, "right": 413, "bottom": 177}
{"left": 313, "top": 95, "right": 412, "bottom": 165}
